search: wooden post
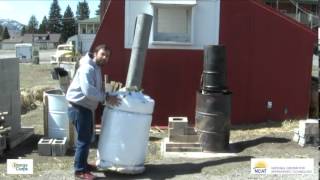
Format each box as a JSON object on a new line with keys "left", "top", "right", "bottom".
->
{"left": 43, "top": 92, "right": 48, "bottom": 137}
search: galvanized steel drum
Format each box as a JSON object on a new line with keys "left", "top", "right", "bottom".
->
{"left": 97, "top": 91, "right": 155, "bottom": 174}
{"left": 195, "top": 91, "right": 231, "bottom": 152}
{"left": 46, "top": 89, "right": 69, "bottom": 139}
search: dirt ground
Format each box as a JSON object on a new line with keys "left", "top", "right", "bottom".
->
{"left": 0, "top": 54, "right": 318, "bottom": 179}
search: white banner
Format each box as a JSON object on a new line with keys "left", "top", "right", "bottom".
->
{"left": 251, "top": 158, "right": 314, "bottom": 174}
{"left": 7, "top": 159, "right": 33, "bottom": 174}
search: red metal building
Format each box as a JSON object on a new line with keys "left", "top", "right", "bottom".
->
{"left": 93, "top": 0, "right": 317, "bottom": 126}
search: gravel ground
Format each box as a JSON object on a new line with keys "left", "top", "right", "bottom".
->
{"left": 0, "top": 111, "right": 318, "bottom": 179}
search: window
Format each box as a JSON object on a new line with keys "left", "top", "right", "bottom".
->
{"left": 80, "top": 24, "right": 86, "bottom": 34}
{"left": 151, "top": 1, "right": 196, "bottom": 44}
{"left": 94, "top": 24, "right": 99, "bottom": 33}
{"left": 87, "top": 24, "right": 94, "bottom": 34}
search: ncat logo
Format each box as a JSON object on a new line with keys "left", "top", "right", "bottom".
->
{"left": 251, "top": 160, "right": 267, "bottom": 174}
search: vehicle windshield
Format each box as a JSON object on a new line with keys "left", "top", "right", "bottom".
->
{"left": 58, "top": 46, "right": 72, "bottom": 51}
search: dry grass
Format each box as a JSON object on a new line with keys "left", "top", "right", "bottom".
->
{"left": 20, "top": 63, "right": 58, "bottom": 89}
{"left": 20, "top": 89, "right": 36, "bottom": 114}
{"left": 230, "top": 120, "right": 299, "bottom": 140}
{"left": 19, "top": 64, "right": 58, "bottom": 114}
{"left": 31, "top": 85, "right": 54, "bottom": 102}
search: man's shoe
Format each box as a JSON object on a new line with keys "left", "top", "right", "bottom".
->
{"left": 74, "top": 171, "right": 96, "bottom": 180}
{"left": 86, "top": 163, "right": 98, "bottom": 172}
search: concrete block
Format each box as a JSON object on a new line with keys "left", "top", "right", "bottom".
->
{"left": 166, "top": 143, "right": 201, "bottom": 148}
{"left": 168, "top": 117, "right": 188, "bottom": 137}
{"left": 168, "top": 127, "right": 183, "bottom": 137}
{"left": 298, "top": 135, "right": 318, "bottom": 147}
{"left": 166, "top": 146, "right": 202, "bottom": 152}
{"left": 51, "top": 137, "right": 68, "bottom": 156}
{"left": 38, "top": 138, "right": 53, "bottom": 156}
{"left": 169, "top": 134, "right": 199, "bottom": 143}
{"left": 306, "top": 119, "right": 319, "bottom": 135}
{"left": 299, "top": 119, "right": 319, "bottom": 136}
{"left": 298, "top": 121, "right": 309, "bottom": 136}
{"left": 165, "top": 142, "right": 201, "bottom": 152}
{"left": 298, "top": 137, "right": 306, "bottom": 147}
{"left": 168, "top": 117, "right": 188, "bottom": 129}
{"left": 184, "top": 127, "right": 197, "bottom": 135}
{"left": 292, "top": 132, "right": 299, "bottom": 142}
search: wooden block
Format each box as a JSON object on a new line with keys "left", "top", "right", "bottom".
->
{"left": 43, "top": 93, "right": 48, "bottom": 137}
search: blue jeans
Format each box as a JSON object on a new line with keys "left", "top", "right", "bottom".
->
{"left": 68, "top": 104, "right": 93, "bottom": 172}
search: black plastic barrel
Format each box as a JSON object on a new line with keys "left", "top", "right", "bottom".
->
{"left": 195, "top": 91, "right": 231, "bottom": 152}
{"left": 202, "top": 45, "right": 226, "bottom": 92}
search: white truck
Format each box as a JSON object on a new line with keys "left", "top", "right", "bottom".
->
{"left": 50, "top": 44, "right": 75, "bottom": 64}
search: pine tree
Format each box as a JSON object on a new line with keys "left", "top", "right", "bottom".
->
{"left": 21, "top": 26, "right": 26, "bottom": 36}
{"left": 0, "top": 25, "right": 3, "bottom": 39}
{"left": 61, "top": 5, "right": 76, "bottom": 42}
{"left": 95, "top": 3, "right": 100, "bottom": 16}
{"left": 76, "top": 0, "right": 90, "bottom": 20}
{"left": 39, "top": 16, "right": 49, "bottom": 34}
{"left": 27, "top": 15, "right": 38, "bottom": 33}
{"left": 48, "top": 0, "right": 62, "bottom": 33}
{"left": 3, "top": 27, "right": 10, "bottom": 39}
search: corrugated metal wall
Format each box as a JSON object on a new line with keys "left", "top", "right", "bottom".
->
{"left": 93, "top": 0, "right": 316, "bottom": 125}
{"left": 219, "top": 0, "right": 316, "bottom": 123}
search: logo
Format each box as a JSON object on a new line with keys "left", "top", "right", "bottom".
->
{"left": 252, "top": 160, "right": 267, "bottom": 174}
{"left": 251, "top": 158, "right": 313, "bottom": 174}
{"left": 7, "top": 159, "right": 33, "bottom": 174}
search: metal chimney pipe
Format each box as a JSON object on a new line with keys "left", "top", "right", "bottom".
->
{"left": 125, "top": 14, "right": 153, "bottom": 89}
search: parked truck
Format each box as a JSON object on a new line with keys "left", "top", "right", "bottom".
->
{"left": 50, "top": 44, "right": 76, "bottom": 64}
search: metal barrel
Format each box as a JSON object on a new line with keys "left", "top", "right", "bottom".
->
{"left": 45, "top": 89, "right": 69, "bottom": 139}
{"left": 202, "top": 45, "right": 227, "bottom": 92}
{"left": 195, "top": 91, "right": 231, "bottom": 152}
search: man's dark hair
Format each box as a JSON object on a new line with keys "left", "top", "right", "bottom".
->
{"left": 93, "top": 44, "right": 111, "bottom": 53}
{"left": 89, "top": 44, "right": 111, "bottom": 58}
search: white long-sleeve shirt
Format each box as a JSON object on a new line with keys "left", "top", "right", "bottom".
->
{"left": 66, "top": 53, "right": 105, "bottom": 111}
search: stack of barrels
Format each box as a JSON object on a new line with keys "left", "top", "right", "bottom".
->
{"left": 195, "top": 45, "right": 232, "bottom": 152}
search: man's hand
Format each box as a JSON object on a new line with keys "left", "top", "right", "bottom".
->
{"left": 106, "top": 95, "right": 121, "bottom": 106}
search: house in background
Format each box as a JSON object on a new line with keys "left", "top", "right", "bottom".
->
{"left": 68, "top": 17, "right": 100, "bottom": 54}
{"left": 0, "top": 36, "right": 23, "bottom": 50}
{"left": 1, "top": 33, "right": 60, "bottom": 50}
{"left": 92, "top": 0, "right": 316, "bottom": 126}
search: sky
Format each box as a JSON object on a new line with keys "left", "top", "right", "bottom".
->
{"left": 0, "top": 0, "right": 100, "bottom": 25}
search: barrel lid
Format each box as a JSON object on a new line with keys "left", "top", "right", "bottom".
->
{"left": 106, "top": 91, "right": 155, "bottom": 114}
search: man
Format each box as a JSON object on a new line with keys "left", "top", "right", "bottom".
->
{"left": 66, "top": 44, "right": 120, "bottom": 179}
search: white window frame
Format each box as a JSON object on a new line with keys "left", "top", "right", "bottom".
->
{"left": 150, "top": 1, "right": 196, "bottom": 45}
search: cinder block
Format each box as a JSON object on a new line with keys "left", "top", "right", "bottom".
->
{"left": 299, "top": 134, "right": 316, "bottom": 146}
{"left": 38, "top": 138, "right": 53, "bottom": 156}
{"left": 51, "top": 137, "right": 68, "bottom": 156}
{"left": 298, "top": 136, "right": 306, "bottom": 147}
{"left": 299, "top": 119, "right": 319, "bottom": 136}
{"left": 298, "top": 120, "right": 307, "bottom": 136}
{"left": 292, "top": 132, "right": 299, "bottom": 142}
{"left": 165, "top": 142, "right": 201, "bottom": 152}
{"left": 168, "top": 117, "right": 188, "bottom": 137}
{"left": 306, "top": 119, "right": 319, "bottom": 135}
{"left": 184, "top": 127, "right": 197, "bottom": 135}
{"left": 169, "top": 134, "right": 199, "bottom": 143}
{"left": 168, "top": 117, "right": 188, "bottom": 129}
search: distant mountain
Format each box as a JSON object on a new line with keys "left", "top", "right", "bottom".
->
{"left": 0, "top": 19, "right": 24, "bottom": 30}
{"left": 0, "top": 19, "right": 25, "bottom": 37}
